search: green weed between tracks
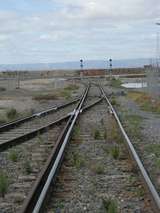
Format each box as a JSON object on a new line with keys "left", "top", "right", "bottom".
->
{"left": 102, "top": 197, "right": 118, "bottom": 213}
{"left": 8, "top": 149, "right": 19, "bottom": 162}
{"left": 0, "top": 171, "right": 9, "bottom": 198}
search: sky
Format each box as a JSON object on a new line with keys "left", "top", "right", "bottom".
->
{"left": 0, "top": 0, "right": 159, "bottom": 64}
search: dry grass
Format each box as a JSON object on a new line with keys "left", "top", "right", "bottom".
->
{"left": 33, "top": 93, "right": 58, "bottom": 101}
{"left": 128, "top": 91, "right": 160, "bottom": 113}
{"left": 107, "top": 118, "right": 124, "bottom": 144}
{"left": 33, "top": 84, "right": 79, "bottom": 101}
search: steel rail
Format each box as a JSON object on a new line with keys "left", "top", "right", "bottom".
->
{"left": 0, "top": 97, "right": 80, "bottom": 133}
{"left": 32, "top": 85, "right": 90, "bottom": 213}
{"left": 82, "top": 97, "right": 103, "bottom": 112}
{"left": 0, "top": 114, "right": 70, "bottom": 152}
{"left": 100, "top": 86, "right": 160, "bottom": 212}
{"left": 19, "top": 84, "right": 90, "bottom": 213}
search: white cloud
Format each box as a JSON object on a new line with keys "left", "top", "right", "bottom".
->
{"left": 0, "top": 0, "right": 159, "bottom": 63}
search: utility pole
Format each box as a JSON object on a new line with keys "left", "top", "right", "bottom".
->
{"left": 156, "top": 23, "right": 160, "bottom": 67}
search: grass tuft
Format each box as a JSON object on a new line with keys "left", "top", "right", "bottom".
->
{"left": 71, "top": 152, "right": 85, "bottom": 169}
{"left": 0, "top": 171, "right": 9, "bottom": 198}
{"left": 94, "top": 129, "right": 102, "bottom": 140}
{"left": 110, "top": 146, "right": 120, "bottom": 159}
{"left": 33, "top": 94, "right": 58, "bottom": 101}
{"left": 91, "top": 163, "right": 105, "bottom": 174}
{"left": 102, "top": 197, "right": 118, "bottom": 213}
{"left": 110, "top": 96, "right": 119, "bottom": 106}
{"left": 110, "top": 78, "right": 122, "bottom": 88}
{"left": 8, "top": 149, "right": 19, "bottom": 162}
{"left": 72, "top": 126, "right": 82, "bottom": 144}
{"left": 23, "top": 160, "right": 32, "bottom": 174}
{"left": 6, "top": 108, "right": 18, "bottom": 120}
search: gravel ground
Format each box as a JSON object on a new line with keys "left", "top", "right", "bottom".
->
{"left": 0, "top": 79, "right": 84, "bottom": 121}
{"left": 0, "top": 102, "right": 79, "bottom": 145}
{"left": 0, "top": 81, "right": 85, "bottom": 212}
{"left": 46, "top": 85, "right": 154, "bottom": 213}
{"left": 0, "top": 121, "right": 67, "bottom": 213}
{"left": 104, "top": 84, "right": 160, "bottom": 198}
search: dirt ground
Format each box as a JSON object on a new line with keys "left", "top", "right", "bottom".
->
{"left": 0, "top": 77, "right": 83, "bottom": 124}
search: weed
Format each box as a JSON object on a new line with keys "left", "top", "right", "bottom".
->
{"left": 6, "top": 108, "right": 18, "bottom": 120}
{"left": 145, "top": 144, "right": 160, "bottom": 158}
{"left": 37, "top": 133, "right": 44, "bottom": 144}
{"left": 94, "top": 129, "right": 101, "bottom": 140}
{"left": 8, "top": 149, "right": 19, "bottom": 162}
{"left": 120, "top": 113, "right": 143, "bottom": 140}
{"left": 23, "top": 160, "right": 32, "bottom": 174}
{"left": 128, "top": 91, "right": 160, "bottom": 114}
{"left": 91, "top": 163, "right": 105, "bottom": 174}
{"left": 100, "top": 118, "right": 104, "bottom": 126}
{"left": 110, "top": 146, "right": 120, "bottom": 159}
{"left": 72, "top": 152, "right": 85, "bottom": 169}
{"left": 155, "top": 158, "right": 160, "bottom": 169}
{"left": 110, "top": 96, "right": 118, "bottom": 106}
{"left": 0, "top": 171, "right": 9, "bottom": 198}
{"left": 110, "top": 78, "right": 122, "bottom": 88}
{"left": 107, "top": 119, "right": 123, "bottom": 144}
{"left": 136, "top": 186, "right": 145, "bottom": 198}
{"left": 33, "top": 94, "right": 58, "bottom": 101}
{"left": 103, "top": 130, "right": 107, "bottom": 140}
{"left": 0, "top": 113, "right": 7, "bottom": 125}
{"left": 56, "top": 201, "right": 64, "bottom": 210}
{"left": 72, "top": 126, "right": 81, "bottom": 140}
{"left": 65, "top": 84, "right": 79, "bottom": 90}
{"left": 103, "top": 146, "right": 110, "bottom": 155}
{"left": 60, "top": 90, "right": 71, "bottom": 100}
{"left": 102, "top": 197, "right": 118, "bottom": 213}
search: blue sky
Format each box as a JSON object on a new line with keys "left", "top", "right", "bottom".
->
{"left": 0, "top": 0, "right": 159, "bottom": 64}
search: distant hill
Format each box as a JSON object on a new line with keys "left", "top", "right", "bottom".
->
{"left": 0, "top": 58, "right": 151, "bottom": 71}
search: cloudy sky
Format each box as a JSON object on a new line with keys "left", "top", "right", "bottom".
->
{"left": 0, "top": 0, "right": 159, "bottom": 64}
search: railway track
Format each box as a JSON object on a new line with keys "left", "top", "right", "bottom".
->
{"left": 0, "top": 84, "right": 103, "bottom": 212}
{"left": 0, "top": 84, "right": 159, "bottom": 212}
{"left": 0, "top": 98, "right": 82, "bottom": 151}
